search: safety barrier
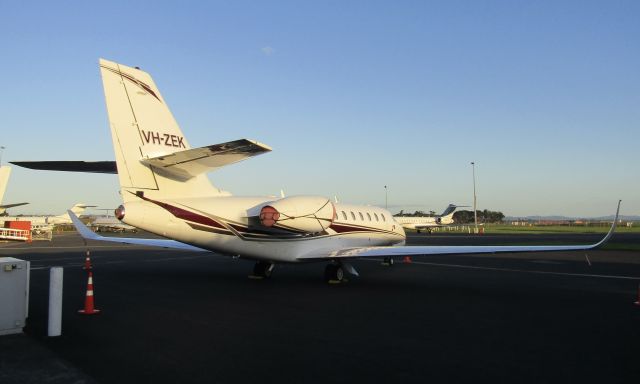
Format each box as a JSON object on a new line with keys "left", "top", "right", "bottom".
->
{"left": 0, "top": 228, "right": 31, "bottom": 242}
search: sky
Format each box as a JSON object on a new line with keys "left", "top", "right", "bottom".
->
{"left": 0, "top": 0, "right": 638, "bottom": 218}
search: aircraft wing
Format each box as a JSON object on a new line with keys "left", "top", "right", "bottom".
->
{"left": 68, "top": 210, "right": 208, "bottom": 252}
{"left": 140, "top": 139, "right": 272, "bottom": 180}
{"left": 298, "top": 201, "right": 620, "bottom": 261}
{"left": 11, "top": 161, "right": 117, "bottom": 174}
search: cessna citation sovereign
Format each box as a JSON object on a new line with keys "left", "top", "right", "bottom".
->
{"left": 18, "top": 59, "right": 621, "bottom": 283}
{"left": 395, "top": 204, "right": 463, "bottom": 233}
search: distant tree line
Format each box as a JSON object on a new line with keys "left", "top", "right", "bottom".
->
{"left": 453, "top": 210, "right": 505, "bottom": 224}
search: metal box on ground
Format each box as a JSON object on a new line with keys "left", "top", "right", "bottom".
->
{"left": 4, "top": 221, "right": 32, "bottom": 230}
{"left": 0, "top": 257, "right": 30, "bottom": 336}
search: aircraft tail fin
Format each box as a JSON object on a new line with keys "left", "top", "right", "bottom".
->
{"left": 0, "top": 166, "right": 11, "bottom": 204}
{"left": 0, "top": 166, "right": 29, "bottom": 214}
{"left": 439, "top": 204, "right": 459, "bottom": 218}
{"left": 69, "top": 203, "right": 95, "bottom": 215}
{"left": 99, "top": 59, "right": 223, "bottom": 202}
{"left": 50, "top": 203, "right": 96, "bottom": 223}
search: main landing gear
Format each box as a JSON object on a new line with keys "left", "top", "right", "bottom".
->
{"left": 249, "top": 261, "right": 274, "bottom": 279}
{"left": 324, "top": 262, "right": 359, "bottom": 284}
{"left": 324, "top": 263, "right": 345, "bottom": 284}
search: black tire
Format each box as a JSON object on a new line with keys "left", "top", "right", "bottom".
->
{"left": 324, "top": 264, "right": 344, "bottom": 283}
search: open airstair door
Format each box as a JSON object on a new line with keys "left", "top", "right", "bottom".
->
{"left": 141, "top": 139, "right": 272, "bottom": 180}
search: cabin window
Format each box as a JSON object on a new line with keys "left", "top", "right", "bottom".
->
{"left": 381, "top": 214, "right": 386, "bottom": 222}
{"left": 366, "top": 212, "right": 372, "bottom": 221}
{"left": 341, "top": 211, "right": 347, "bottom": 221}
{"left": 351, "top": 211, "right": 356, "bottom": 220}
{"left": 359, "top": 212, "right": 364, "bottom": 221}
{"left": 374, "top": 213, "right": 379, "bottom": 221}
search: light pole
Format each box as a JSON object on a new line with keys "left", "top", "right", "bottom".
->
{"left": 384, "top": 185, "right": 388, "bottom": 210}
{"left": 0, "top": 146, "right": 5, "bottom": 166}
{"left": 471, "top": 162, "right": 478, "bottom": 233}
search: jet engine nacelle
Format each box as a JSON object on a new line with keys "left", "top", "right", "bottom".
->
{"left": 259, "top": 196, "right": 335, "bottom": 234}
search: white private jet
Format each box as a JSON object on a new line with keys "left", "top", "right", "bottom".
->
{"left": 4, "top": 203, "right": 94, "bottom": 232}
{"left": 395, "top": 204, "right": 464, "bottom": 233}
{"left": 18, "top": 59, "right": 620, "bottom": 283}
{"left": 0, "top": 166, "right": 29, "bottom": 215}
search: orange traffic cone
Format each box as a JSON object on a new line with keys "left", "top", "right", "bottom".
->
{"left": 82, "top": 250, "right": 92, "bottom": 270}
{"left": 78, "top": 271, "right": 101, "bottom": 315}
{"left": 403, "top": 256, "right": 412, "bottom": 264}
{"left": 634, "top": 284, "right": 640, "bottom": 307}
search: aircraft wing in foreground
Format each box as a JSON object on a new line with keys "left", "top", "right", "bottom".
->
{"left": 70, "top": 200, "right": 621, "bottom": 262}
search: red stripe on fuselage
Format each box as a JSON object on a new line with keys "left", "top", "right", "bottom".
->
{"left": 330, "top": 223, "right": 381, "bottom": 234}
{"left": 139, "top": 196, "right": 225, "bottom": 229}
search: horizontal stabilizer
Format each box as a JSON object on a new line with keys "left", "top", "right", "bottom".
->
{"left": 11, "top": 161, "right": 117, "bottom": 174}
{"left": 140, "top": 139, "right": 272, "bottom": 179}
{"left": 0, "top": 202, "right": 29, "bottom": 210}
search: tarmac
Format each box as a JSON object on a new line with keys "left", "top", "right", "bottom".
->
{"left": 1, "top": 231, "right": 640, "bottom": 383}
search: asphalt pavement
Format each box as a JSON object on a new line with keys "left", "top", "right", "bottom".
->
{"left": 1, "top": 231, "right": 639, "bottom": 383}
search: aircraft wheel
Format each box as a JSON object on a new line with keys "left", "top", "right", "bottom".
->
{"left": 324, "top": 264, "right": 344, "bottom": 283}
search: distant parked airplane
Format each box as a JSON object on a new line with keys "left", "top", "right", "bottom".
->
{"left": 395, "top": 204, "right": 465, "bottom": 233}
{"left": 4, "top": 203, "right": 95, "bottom": 232}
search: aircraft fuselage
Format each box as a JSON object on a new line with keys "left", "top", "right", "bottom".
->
{"left": 120, "top": 195, "right": 406, "bottom": 263}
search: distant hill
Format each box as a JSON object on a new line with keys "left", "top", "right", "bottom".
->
{"left": 505, "top": 215, "right": 640, "bottom": 221}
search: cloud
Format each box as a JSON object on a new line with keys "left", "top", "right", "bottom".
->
{"left": 261, "top": 46, "right": 275, "bottom": 56}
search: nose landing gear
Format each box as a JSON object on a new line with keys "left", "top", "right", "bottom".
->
{"left": 249, "top": 261, "right": 275, "bottom": 279}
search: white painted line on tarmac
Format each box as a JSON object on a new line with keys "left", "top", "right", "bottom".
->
{"left": 366, "top": 259, "right": 640, "bottom": 280}
{"left": 29, "top": 254, "right": 213, "bottom": 270}
{"left": 0, "top": 245, "right": 175, "bottom": 251}
{"left": 31, "top": 263, "right": 84, "bottom": 270}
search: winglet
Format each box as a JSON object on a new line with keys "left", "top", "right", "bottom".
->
{"left": 68, "top": 209, "right": 207, "bottom": 251}
{"left": 591, "top": 200, "right": 621, "bottom": 249}
{"left": 68, "top": 210, "right": 101, "bottom": 241}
